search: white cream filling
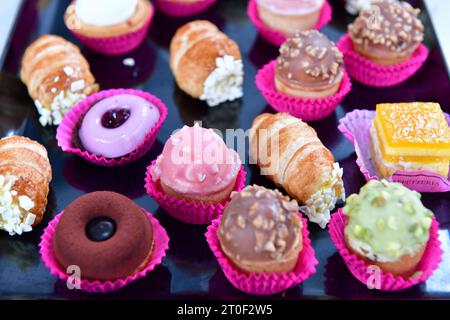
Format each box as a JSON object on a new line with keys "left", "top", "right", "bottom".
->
{"left": 35, "top": 90, "right": 86, "bottom": 127}
{"left": 345, "top": 0, "right": 373, "bottom": 15}
{"left": 200, "top": 55, "right": 244, "bottom": 107}
{"left": 299, "top": 163, "right": 345, "bottom": 229}
{"left": 75, "top": 0, "right": 138, "bottom": 27}
{"left": 0, "top": 175, "right": 36, "bottom": 236}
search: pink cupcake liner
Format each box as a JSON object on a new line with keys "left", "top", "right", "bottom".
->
{"left": 256, "top": 60, "right": 352, "bottom": 121}
{"left": 145, "top": 162, "right": 247, "bottom": 225}
{"left": 69, "top": 5, "right": 154, "bottom": 56}
{"left": 39, "top": 210, "right": 169, "bottom": 293}
{"left": 337, "top": 34, "right": 429, "bottom": 88}
{"left": 329, "top": 209, "right": 443, "bottom": 291}
{"left": 338, "top": 109, "right": 450, "bottom": 193}
{"left": 247, "top": 0, "right": 332, "bottom": 47}
{"left": 205, "top": 214, "right": 318, "bottom": 295}
{"left": 154, "top": 0, "right": 217, "bottom": 17}
{"left": 56, "top": 88, "right": 168, "bottom": 167}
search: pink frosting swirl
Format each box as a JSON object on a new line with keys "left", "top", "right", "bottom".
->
{"left": 257, "top": 0, "right": 324, "bottom": 15}
{"left": 151, "top": 124, "right": 241, "bottom": 196}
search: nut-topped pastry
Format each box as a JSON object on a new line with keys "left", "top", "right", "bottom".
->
{"left": 275, "top": 30, "right": 344, "bottom": 98}
{"left": 343, "top": 180, "right": 434, "bottom": 277}
{"left": 218, "top": 185, "right": 302, "bottom": 274}
{"left": 348, "top": 0, "right": 424, "bottom": 65}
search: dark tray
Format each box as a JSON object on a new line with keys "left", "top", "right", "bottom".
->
{"left": 1, "top": 0, "right": 450, "bottom": 300}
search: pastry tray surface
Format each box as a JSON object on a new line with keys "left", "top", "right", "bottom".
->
{"left": 1, "top": 0, "right": 450, "bottom": 300}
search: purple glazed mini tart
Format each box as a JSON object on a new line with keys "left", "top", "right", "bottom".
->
{"left": 79, "top": 94, "right": 160, "bottom": 158}
{"left": 57, "top": 89, "right": 168, "bottom": 166}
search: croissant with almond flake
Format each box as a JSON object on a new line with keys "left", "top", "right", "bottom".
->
{"left": 0, "top": 136, "right": 52, "bottom": 235}
{"left": 249, "top": 113, "right": 345, "bottom": 228}
{"left": 170, "top": 20, "right": 244, "bottom": 107}
{"left": 20, "top": 35, "right": 99, "bottom": 126}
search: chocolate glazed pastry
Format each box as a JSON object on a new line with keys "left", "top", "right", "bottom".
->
{"left": 348, "top": 0, "right": 424, "bottom": 65}
{"left": 275, "top": 30, "right": 344, "bottom": 99}
{"left": 218, "top": 185, "right": 302, "bottom": 274}
{"left": 53, "top": 191, "right": 153, "bottom": 281}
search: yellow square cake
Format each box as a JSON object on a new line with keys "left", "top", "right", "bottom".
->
{"left": 371, "top": 102, "right": 450, "bottom": 178}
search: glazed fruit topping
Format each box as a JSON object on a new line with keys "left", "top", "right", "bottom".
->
{"left": 101, "top": 108, "right": 131, "bottom": 129}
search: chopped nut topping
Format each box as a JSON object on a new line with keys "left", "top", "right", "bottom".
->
{"left": 236, "top": 215, "right": 246, "bottom": 229}
{"left": 348, "top": 0, "right": 424, "bottom": 53}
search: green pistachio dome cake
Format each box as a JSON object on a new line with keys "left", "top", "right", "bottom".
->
{"left": 343, "top": 180, "right": 434, "bottom": 264}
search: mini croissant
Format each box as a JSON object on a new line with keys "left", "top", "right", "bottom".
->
{"left": 249, "top": 113, "right": 345, "bottom": 228}
{"left": 21, "top": 35, "right": 99, "bottom": 126}
{"left": 0, "top": 136, "right": 52, "bottom": 235}
{"left": 170, "top": 20, "right": 244, "bottom": 107}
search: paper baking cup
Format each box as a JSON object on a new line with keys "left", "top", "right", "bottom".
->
{"left": 247, "top": 0, "right": 332, "bottom": 47}
{"left": 338, "top": 109, "right": 450, "bottom": 193}
{"left": 154, "top": 0, "right": 217, "bottom": 17}
{"left": 337, "top": 34, "right": 429, "bottom": 88}
{"left": 256, "top": 60, "right": 352, "bottom": 121}
{"left": 69, "top": 5, "right": 154, "bottom": 56}
{"left": 329, "top": 209, "right": 442, "bottom": 291}
{"left": 39, "top": 210, "right": 169, "bottom": 293}
{"left": 205, "top": 215, "right": 318, "bottom": 295}
{"left": 145, "top": 162, "right": 247, "bottom": 225}
{"left": 56, "top": 88, "right": 168, "bottom": 167}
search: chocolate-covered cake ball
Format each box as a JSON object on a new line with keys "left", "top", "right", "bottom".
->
{"left": 348, "top": 0, "right": 424, "bottom": 65}
{"left": 217, "top": 185, "right": 303, "bottom": 274}
{"left": 275, "top": 30, "right": 344, "bottom": 98}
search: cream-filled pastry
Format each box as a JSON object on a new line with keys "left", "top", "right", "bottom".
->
{"left": 20, "top": 35, "right": 99, "bottom": 126}
{"left": 170, "top": 20, "right": 244, "bottom": 107}
{"left": 0, "top": 136, "right": 52, "bottom": 236}
{"left": 249, "top": 113, "right": 345, "bottom": 228}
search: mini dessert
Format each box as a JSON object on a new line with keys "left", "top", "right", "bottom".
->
{"left": 170, "top": 20, "right": 244, "bottom": 107}
{"left": 348, "top": 0, "right": 424, "bottom": 65}
{"left": 249, "top": 113, "right": 345, "bottom": 228}
{"left": 78, "top": 94, "right": 161, "bottom": 158}
{"left": 371, "top": 102, "right": 450, "bottom": 179}
{"left": 0, "top": 136, "right": 52, "bottom": 235}
{"left": 53, "top": 191, "right": 154, "bottom": 281}
{"left": 20, "top": 35, "right": 99, "bottom": 126}
{"left": 275, "top": 30, "right": 345, "bottom": 98}
{"left": 151, "top": 123, "right": 242, "bottom": 204}
{"left": 344, "top": 0, "right": 372, "bottom": 15}
{"left": 155, "top": 0, "right": 216, "bottom": 17}
{"left": 343, "top": 180, "right": 434, "bottom": 277}
{"left": 217, "top": 185, "right": 302, "bottom": 274}
{"left": 64, "top": 0, "right": 154, "bottom": 54}
{"left": 256, "top": 0, "right": 325, "bottom": 36}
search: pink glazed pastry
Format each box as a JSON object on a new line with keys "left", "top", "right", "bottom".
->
{"left": 151, "top": 123, "right": 241, "bottom": 204}
{"left": 256, "top": 0, "right": 325, "bottom": 36}
{"left": 79, "top": 94, "right": 161, "bottom": 158}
